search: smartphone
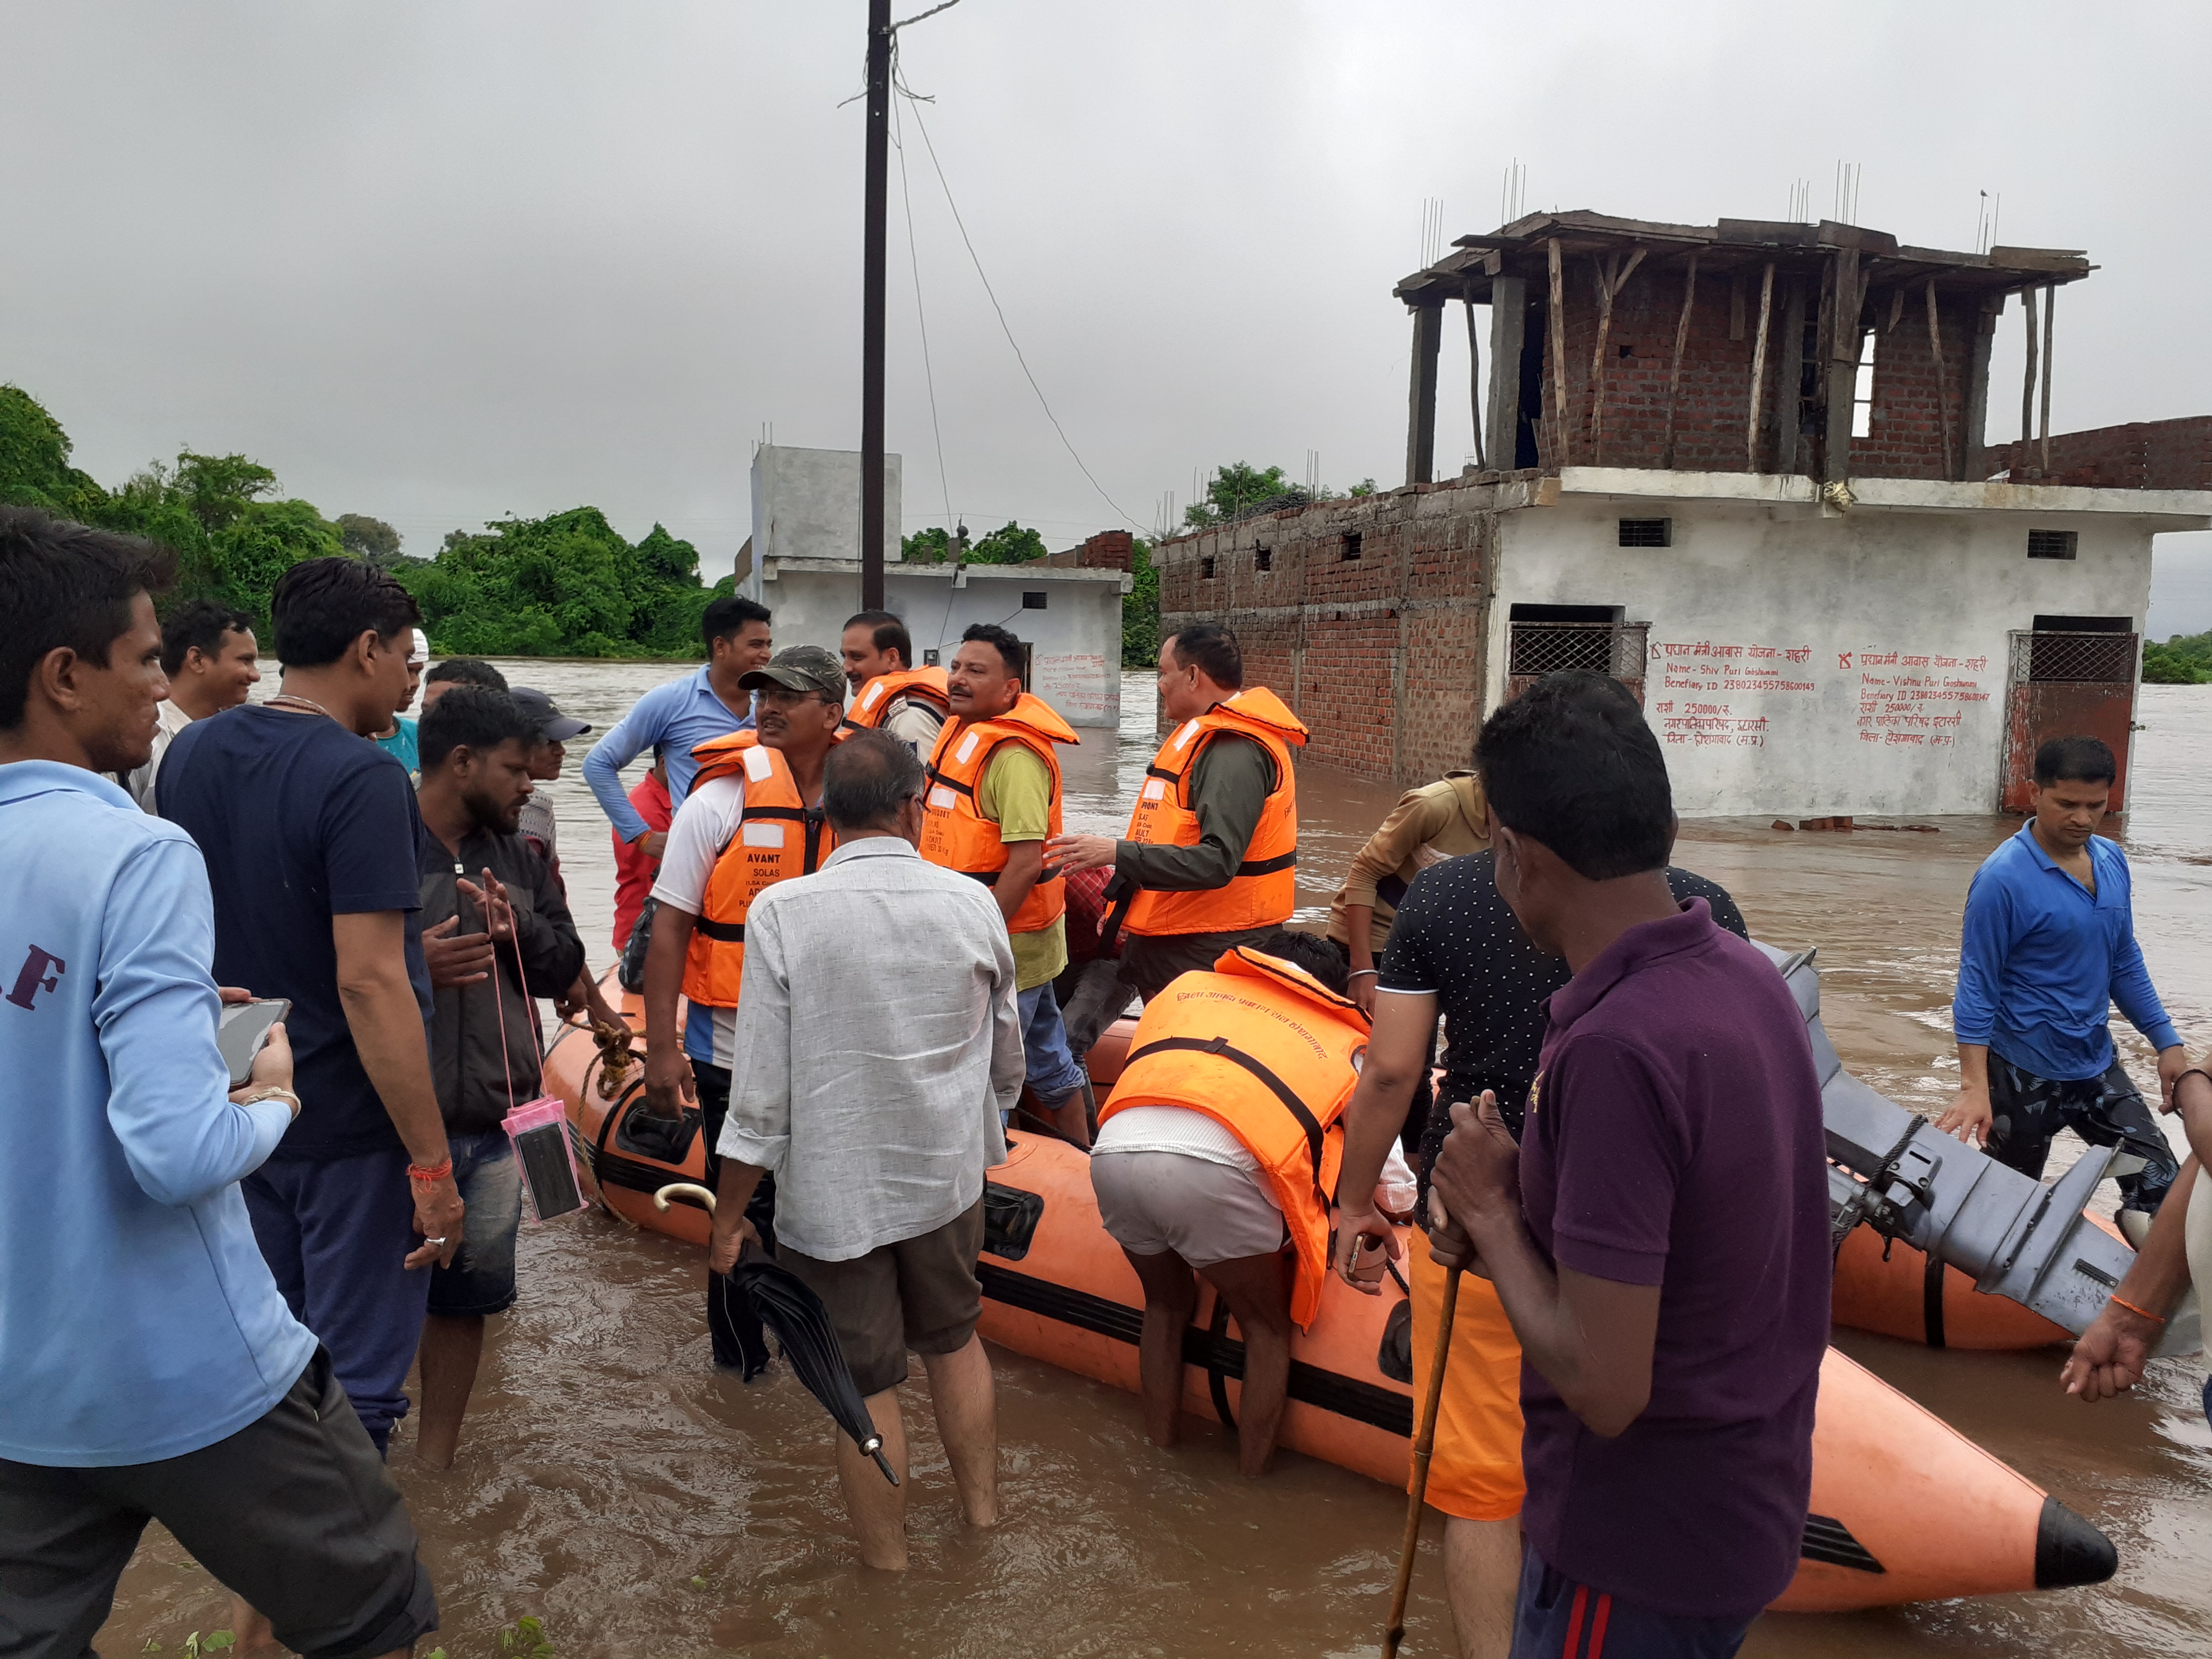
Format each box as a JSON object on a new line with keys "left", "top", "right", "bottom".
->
{"left": 218, "top": 998, "right": 292, "bottom": 1088}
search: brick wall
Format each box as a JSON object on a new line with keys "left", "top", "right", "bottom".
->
{"left": 1035, "top": 529, "right": 1134, "bottom": 570}
{"left": 1984, "top": 417, "right": 2212, "bottom": 491}
{"left": 1532, "top": 258, "right": 1981, "bottom": 480}
{"left": 1159, "top": 479, "right": 1509, "bottom": 784}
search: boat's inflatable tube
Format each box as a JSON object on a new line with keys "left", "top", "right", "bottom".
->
{"left": 973, "top": 1131, "right": 2113, "bottom": 1613}
{"left": 546, "top": 968, "right": 2154, "bottom": 1355}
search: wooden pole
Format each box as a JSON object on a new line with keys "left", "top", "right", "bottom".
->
{"left": 860, "top": 0, "right": 892, "bottom": 610}
{"left": 1745, "top": 261, "right": 1774, "bottom": 472}
{"left": 1380, "top": 1267, "right": 1462, "bottom": 1659}
{"left": 1464, "top": 285, "right": 1486, "bottom": 470}
{"left": 1586, "top": 247, "right": 1645, "bottom": 466}
{"left": 1662, "top": 252, "right": 1698, "bottom": 469}
{"left": 1547, "top": 237, "right": 1568, "bottom": 466}
{"left": 2039, "top": 283, "right": 2056, "bottom": 473}
{"left": 1925, "top": 281, "right": 1954, "bottom": 480}
{"left": 2019, "top": 285, "right": 2039, "bottom": 458}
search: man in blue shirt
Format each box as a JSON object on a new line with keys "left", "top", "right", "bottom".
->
{"left": 163, "top": 557, "right": 465, "bottom": 1457}
{"left": 584, "top": 594, "right": 769, "bottom": 851}
{"left": 1940, "top": 735, "right": 2183, "bottom": 1222}
{"left": 0, "top": 508, "right": 436, "bottom": 1658}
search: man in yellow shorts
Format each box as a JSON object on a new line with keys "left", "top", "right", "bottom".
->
{"left": 1332, "top": 831, "right": 1750, "bottom": 1657}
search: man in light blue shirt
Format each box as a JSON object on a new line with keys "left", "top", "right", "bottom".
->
{"left": 1941, "top": 734, "right": 2183, "bottom": 1222}
{"left": 583, "top": 594, "right": 771, "bottom": 847}
{"left": 0, "top": 507, "right": 437, "bottom": 1658}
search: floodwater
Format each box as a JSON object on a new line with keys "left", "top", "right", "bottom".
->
{"left": 101, "top": 669, "right": 2212, "bottom": 1657}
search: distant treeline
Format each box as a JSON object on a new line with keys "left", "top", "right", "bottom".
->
{"left": 2, "top": 381, "right": 1167, "bottom": 664}
{"left": 2143, "top": 633, "right": 2212, "bottom": 684}
{"left": 0, "top": 384, "right": 727, "bottom": 659}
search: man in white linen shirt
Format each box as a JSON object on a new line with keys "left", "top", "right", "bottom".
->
{"left": 706, "top": 729, "right": 1023, "bottom": 1571}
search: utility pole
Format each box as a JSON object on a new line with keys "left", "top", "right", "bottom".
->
{"left": 860, "top": 0, "right": 891, "bottom": 610}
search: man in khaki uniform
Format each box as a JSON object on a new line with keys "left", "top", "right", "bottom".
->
{"left": 1327, "top": 769, "right": 1489, "bottom": 1014}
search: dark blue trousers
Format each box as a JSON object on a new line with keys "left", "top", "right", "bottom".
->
{"left": 243, "top": 1148, "right": 431, "bottom": 1455}
{"left": 1509, "top": 1544, "right": 1753, "bottom": 1659}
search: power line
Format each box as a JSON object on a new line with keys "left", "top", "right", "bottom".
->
{"left": 893, "top": 60, "right": 1142, "bottom": 530}
{"left": 890, "top": 64, "right": 953, "bottom": 532}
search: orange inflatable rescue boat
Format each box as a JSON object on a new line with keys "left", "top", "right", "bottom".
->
{"left": 545, "top": 978, "right": 2116, "bottom": 1614}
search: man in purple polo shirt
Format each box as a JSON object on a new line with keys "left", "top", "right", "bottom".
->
{"left": 1429, "top": 671, "right": 1829, "bottom": 1657}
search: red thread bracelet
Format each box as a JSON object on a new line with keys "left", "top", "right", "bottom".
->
{"left": 2110, "top": 1293, "right": 2166, "bottom": 1324}
{"left": 408, "top": 1158, "right": 453, "bottom": 1184}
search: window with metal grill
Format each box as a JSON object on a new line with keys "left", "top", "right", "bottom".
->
{"left": 1254, "top": 548, "right": 1272, "bottom": 573}
{"left": 1618, "top": 518, "right": 1672, "bottom": 548}
{"left": 2021, "top": 615, "right": 2133, "bottom": 684}
{"left": 1022, "top": 591, "right": 1048, "bottom": 609}
{"left": 1341, "top": 532, "right": 1363, "bottom": 562}
{"left": 1200, "top": 557, "right": 1216, "bottom": 580}
{"left": 2027, "top": 529, "right": 2078, "bottom": 561}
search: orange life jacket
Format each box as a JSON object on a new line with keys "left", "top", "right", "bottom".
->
{"left": 844, "top": 666, "right": 952, "bottom": 731}
{"left": 1098, "top": 945, "right": 1370, "bottom": 1328}
{"left": 680, "top": 730, "right": 839, "bottom": 1008}
{"left": 1122, "top": 686, "right": 1307, "bottom": 937}
{"left": 919, "top": 694, "right": 1080, "bottom": 935}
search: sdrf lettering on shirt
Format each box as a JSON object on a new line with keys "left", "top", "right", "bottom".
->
{"left": 4, "top": 944, "right": 66, "bottom": 1011}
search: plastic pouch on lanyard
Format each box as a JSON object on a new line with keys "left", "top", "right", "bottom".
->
{"left": 505, "top": 1095, "right": 588, "bottom": 1224}
{"left": 480, "top": 884, "right": 591, "bottom": 1224}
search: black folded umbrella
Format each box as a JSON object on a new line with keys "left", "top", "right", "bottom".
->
{"left": 655, "top": 1183, "right": 897, "bottom": 1485}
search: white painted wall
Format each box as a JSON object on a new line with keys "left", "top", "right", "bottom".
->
{"left": 755, "top": 558, "right": 1130, "bottom": 730}
{"left": 745, "top": 445, "right": 901, "bottom": 599}
{"left": 1492, "top": 484, "right": 2185, "bottom": 816}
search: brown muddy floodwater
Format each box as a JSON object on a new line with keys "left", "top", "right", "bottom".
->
{"left": 103, "top": 670, "right": 2212, "bottom": 1658}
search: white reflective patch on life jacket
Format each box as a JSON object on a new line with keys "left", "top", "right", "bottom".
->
{"left": 741, "top": 820, "right": 785, "bottom": 849}
{"left": 928, "top": 785, "right": 959, "bottom": 812}
{"left": 956, "top": 731, "right": 982, "bottom": 764}
{"left": 1141, "top": 778, "right": 1168, "bottom": 802}
{"left": 741, "top": 744, "right": 774, "bottom": 782}
{"left": 1172, "top": 720, "right": 1201, "bottom": 752}
{"left": 861, "top": 681, "right": 886, "bottom": 711}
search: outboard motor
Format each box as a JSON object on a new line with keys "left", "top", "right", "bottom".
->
{"left": 1757, "top": 941, "right": 2201, "bottom": 1359}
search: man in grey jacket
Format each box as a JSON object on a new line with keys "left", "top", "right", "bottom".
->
{"left": 706, "top": 730, "right": 1024, "bottom": 1571}
{"left": 414, "top": 686, "right": 586, "bottom": 1469}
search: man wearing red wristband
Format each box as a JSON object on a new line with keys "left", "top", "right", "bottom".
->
{"left": 162, "top": 558, "right": 464, "bottom": 1461}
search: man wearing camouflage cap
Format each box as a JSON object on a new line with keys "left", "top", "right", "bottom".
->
{"left": 641, "top": 645, "right": 848, "bottom": 1363}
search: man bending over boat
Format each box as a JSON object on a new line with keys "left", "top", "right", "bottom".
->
{"left": 1090, "top": 929, "right": 1367, "bottom": 1477}
{"left": 706, "top": 730, "right": 1024, "bottom": 1570}
{"left": 1941, "top": 735, "right": 2182, "bottom": 1231}
{"left": 1424, "top": 671, "right": 1829, "bottom": 1657}
{"left": 0, "top": 507, "right": 438, "bottom": 1657}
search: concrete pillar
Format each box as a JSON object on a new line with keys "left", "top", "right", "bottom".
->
{"left": 1485, "top": 278, "right": 1527, "bottom": 470}
{"left": 1404, "top": 303, "right": 1444, "bottom": 485}
{"left": 1821, "top": 248, "right": 1861, "bottom": 483}
{"left": 1961, "top": 297, "right": 2000, "bottom": 482}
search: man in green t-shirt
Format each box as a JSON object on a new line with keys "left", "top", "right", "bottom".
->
{"left": 921, "top": 623, "right": 1091, "bottom": 1144}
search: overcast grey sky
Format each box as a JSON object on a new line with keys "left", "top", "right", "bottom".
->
{"left": 5, "top": 2, "right": 2208, "bottom": 621}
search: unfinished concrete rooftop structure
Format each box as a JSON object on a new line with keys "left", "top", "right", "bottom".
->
{"left": 1158, "top": 210, "right": 2212, "bottom": 814}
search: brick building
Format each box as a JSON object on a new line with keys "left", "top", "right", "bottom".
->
{"left": 1158, "top": 210, "right": 2212, "bottom": 814}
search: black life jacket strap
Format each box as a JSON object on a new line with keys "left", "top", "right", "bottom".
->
{"left": 695, "top": 916, "right": 746, "bottom": 944}
{"left": 1125, "top": 1034, "right": 1329, "bottom": 1206}
{"left": 1236, "top": 849, "right": 1297, "bottom": 878}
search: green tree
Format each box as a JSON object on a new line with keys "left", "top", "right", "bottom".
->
{"left": 338, "top": 513, "right": 403, "bottom": 565}
{"left": 0, "top": 385, "right": 106, "bottom": 518}
{"left": 400, "top": 509, "right": 716, "bottom": 658}
{"left": 1123, "top": 536, "right": 1160, "bottom": 668}
{"left": 2143, "top": 634, "right": 2212, "bottom": 684}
